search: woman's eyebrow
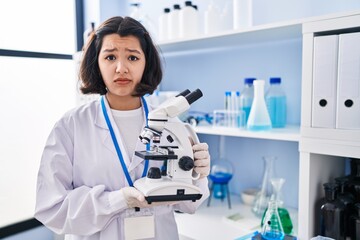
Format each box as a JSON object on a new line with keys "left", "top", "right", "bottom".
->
{"left": 126, "top": 48, "right": 142, "bottom": 54}
{"left": 101, "top": 48, "right": 117, "bottom": 53}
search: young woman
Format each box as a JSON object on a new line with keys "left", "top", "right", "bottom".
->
{"left": 34, "top": 16, "right": 210, "bottom": 240}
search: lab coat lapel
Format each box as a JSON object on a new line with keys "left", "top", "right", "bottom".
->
{"left": 94, "top": 97, "right": 131, "bottom": 167}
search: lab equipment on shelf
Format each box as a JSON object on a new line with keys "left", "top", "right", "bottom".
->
{"left": 247, "top": 79, "right": 272, "bottom": 131}
{"left": 261, "top": 195, "right": 285, "bottom": 240}
{"left": 207, "top": 159, "right": 233, "bottom": 209}
{"left": 252, "top": 156, "right": 276, "bottom": 217}
{"left": 240, "top": 77, "right": 255, "bottom": 124}
{"left": 213, "top": 91, "right": 245, "bottom": 128}
{"left": 168, "top": 4, "right": 181, "bottom": 40}
{"left": 233, "top": 0, "right": 253, "bottom": 30}
{"left": 179, "top": 1, "right": 198, "bottom": 38}
{"left": 319, "top": 182, "right": 346, "bottom": 240}
{"left": 266, "top": 77, "right": 287, "bottom": 128}
{"left": 349, "top": 203, "right": 360, "bottom": 240}
{"left": 261, "top": 178, "right": 293, "bottom": 235}
{"left": 158, "top": 8, "right": 170, "bottom": 41}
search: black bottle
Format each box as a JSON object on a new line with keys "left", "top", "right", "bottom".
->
{"left": 335, "top": 176, "right": 355, "bottom": 238}
{"left": 348, "top": 158, "right": 360, "bottom": 202}
{"left": 320, "top": 182, "right": 346, "bottom": 240}
{"left": 349, "top": 203, "right": 360, "bottom": 240}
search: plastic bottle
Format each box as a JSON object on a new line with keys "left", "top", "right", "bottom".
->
{"left": 221, "top": 1, "right": 233, "bottom": 31}
{"left": 266, "top": 77, "right": 287, "bottom": 128}
{"left": 239, "top": 77, "right": 255, "bottom": 124}
{"left": 180, "top": 1, "right": 198, "bottom": 38}
{"left": 233, "top": 0, "right": 253, "bottom": 30}
{"left": 348, "top": 158, "right": 360, "bottom": 202}
{"left": 129, "top": 3, "right": 158, "bottom": 41}
{"left": 204, "top": 1, "right": 221, "bottom": 35}
{"left": 158, "top": 8, "right": 170, "bottom": 41}
{"left": 247, "top": 80, "right": 271, "bottom": 131}
{"left": 168, "top": 4, "right": 181, "bottom": 40}
{"left": 320, "top": 183, "right": 346, "bottom": 240}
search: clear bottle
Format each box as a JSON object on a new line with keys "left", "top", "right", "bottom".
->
{"left": 320, "top": 182, "right": 346, "bottom": 240}
{"left": 180, "top": 1, "right": 198, "bottom": 38}
{"left": 266, "top": 77, "right": 287, "bottom": 128}
{"left": 239, "top": 77, "right": 255, "bottom": 124}
{"left": 252, "top": 156, "right": 276, "bottom": 217}
{"left": 247, "top": 79, "right": 271, "bottom": 131}
{"left": 158, "top": 8, "right": 170, "bottom": 41}
{"left": 348, "top": 158, "right": 360, "bottom": 202}
{"left": 168, "top": 4, "right": 181, "bottom": 40}
{"left": 261, "top": 195, "right": 285, "bottom": 240}
{"left": 129, "top": 3, "right": 158, "bottom": 41}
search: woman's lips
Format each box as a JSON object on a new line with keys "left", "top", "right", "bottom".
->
{"left": 114, "top": 78, "right": 131, "bottom": 85}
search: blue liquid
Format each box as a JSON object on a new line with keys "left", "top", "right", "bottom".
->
{"left": 210, "top": 173, "right": 233, "bottom": 199}
{"left": 262, "top": 231, "right": 285, "bottom": 240}
{"left": 241, "top": 106, "right": 251, "bottom": 124}
{"left": 247, "top": 124, "right": 271, "bottom": 131}
{"left": 266, "top": 96, "right": 286, "bottom": 128}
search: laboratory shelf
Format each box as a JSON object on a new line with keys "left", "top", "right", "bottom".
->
{"left": 194, "top": 125, "right": 300, "bottom": 142}
{"left": 157, "top": 10, "right": 360, "bottom": 55}
{"left": 175, "top": 196, "right": 298, "bottom": 240}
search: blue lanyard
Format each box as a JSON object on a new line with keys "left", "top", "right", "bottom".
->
{"left": 101, "top": 96, "right": 149, "bottom": 187}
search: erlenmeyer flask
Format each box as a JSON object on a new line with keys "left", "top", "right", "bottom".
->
{"left": 252, "top": 156, "right": 276, "bottom": 217}
{"left": 261, "top": 196, "right": 285, "bottom": 240}
{"left": 261, "top": 178, "right": 293, "bottom": 235}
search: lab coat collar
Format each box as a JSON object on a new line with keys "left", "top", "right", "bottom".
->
{"left": 94, "top": 96, "right": 148, "bottom": 175}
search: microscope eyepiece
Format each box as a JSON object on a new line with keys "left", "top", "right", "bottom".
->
{"left": 176, "top": 89, "right": 191, "bottom": 97}
{"left": 185, "top": 89, "right": 203, "bottom": 105}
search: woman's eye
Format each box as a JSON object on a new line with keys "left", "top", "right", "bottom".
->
{"left": 105, "top": 55, "right": 116, "bottom": 61}
{"left": 128, "top": 55, "right": 139, "bottom": 61}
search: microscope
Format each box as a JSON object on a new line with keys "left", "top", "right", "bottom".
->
{"left": 134, "top": 89, "right": 204, "bottom": 204}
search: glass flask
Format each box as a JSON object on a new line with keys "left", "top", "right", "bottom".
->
{"left": 320, "top": 182, "right": 346, "bottom": 240}
{"left": 261, "top": 178, "right": 293, "bottom": 235}
{"left": 247, "top": 79, "right": 271, "bottom": 131}
{"left": 252, "top": 156, "right": 276, "bottom": 217}
{"left": 261, "top": 195, "right": 285, "bottom": 240}
{"left": 209, "top": 159, "right": 233, "bottom": 199}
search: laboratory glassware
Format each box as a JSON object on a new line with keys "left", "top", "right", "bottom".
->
{"left": 320, "top": 182, "right": 346, "bottom": 240}
{"left": 240, "top": 77, "right": 255, "bottom": 124}
{"left": 348, "top": 158, "right": 360, "bottom": 202}
{"left": 247, "top": 79, "right": 271, "bottom": 131}
{"left": 261, "top": 195, "right": 285, "bottom": 240}
{"left": 335, "top": 176, "right": 355, "bottom": 238}
{"left": 266, "top": 77, "right": 287, "bottom": 128}
{"left": 207, "top": 159, "right": 233, "bottom": 209}
{"left": 261, "top": 178, "right": 293, "bottom": 235}
{"left": 349, "top": 203, "right": 360, "bottom": 240}
{"left": 252, "top": 156, "right": 276, "bottom": 217}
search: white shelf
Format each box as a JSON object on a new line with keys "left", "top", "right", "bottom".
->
{"left": 157, "top": 10, "right": 360, "bottom": 54}
{"left": 194, "top": 125, "right": 300, "bottom": 142}
{"left": 175, "top": 196, "right": 298, "bottom": 240}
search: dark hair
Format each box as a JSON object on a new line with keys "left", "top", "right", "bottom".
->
{"left": 79, "top": 16, "right": 162, "bottom": 96}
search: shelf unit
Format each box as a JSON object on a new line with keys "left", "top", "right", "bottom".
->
{"left": 158, "top": 10, "right": 360, "bottom": 240}
{"left": 195, "top": 125, "right": 300, "bottom": 142}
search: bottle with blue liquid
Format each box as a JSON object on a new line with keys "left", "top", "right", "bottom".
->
{"left": 266, "top": 77, "right": 287, "bottom": 128}
{"left": 240, "top": 78, "right": 255, "bottom": 124}
{"left": 247, "top": 80, "right": 271, "bottom": 131}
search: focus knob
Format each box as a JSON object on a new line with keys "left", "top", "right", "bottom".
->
{"left": 178, "top": 156, "right": 194, "bottom": 171}
{"left": 147, "top": 167, "right": 162, "bottom": 179}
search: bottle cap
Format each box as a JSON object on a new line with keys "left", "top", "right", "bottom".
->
{"left": 244, "top": 78, "right": 256, "bottom": 85}
{"left": 185, "top": 1, "right": 192, "bottom": 6}
{"left": 164, "top": 8, "right": 170, "bottom": 13}
{"left": 323, "top": 182, "right": 338, "bottom": 190}
{"left": 174, "top": 4, "right": 181, "bottom": 9}
{"left": 270, "top": 77, "right": 281, "bottom": 84}
{"left": 225, "top": 91, "right": 231, "bottom": 96}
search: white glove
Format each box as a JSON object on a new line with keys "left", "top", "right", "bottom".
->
{"left": 120, "top": 187, "right": 180, "bottom": 209}
{"left": 192, "top": 142, "right": 211, "bottom": 179}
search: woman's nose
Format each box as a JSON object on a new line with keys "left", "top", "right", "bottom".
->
{"left": 115, "top": 61, "right": 128, "bottom": 74}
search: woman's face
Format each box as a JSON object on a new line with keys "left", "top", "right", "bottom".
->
{"left": 98, "top": 34, "right": 145, "bottom": 102}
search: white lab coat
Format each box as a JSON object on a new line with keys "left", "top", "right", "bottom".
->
{"left": 34, "top": 97, "right": 209, "bottom": 240}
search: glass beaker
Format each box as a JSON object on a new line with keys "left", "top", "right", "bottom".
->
{"left": 252, "top": 156, "right": 276, "bottom": 217}
{"left": 261, "top": 196, "right": 285, "bottom": 240}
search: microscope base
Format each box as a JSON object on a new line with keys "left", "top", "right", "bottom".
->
{"left": 134, "top": 177, "right": 202, "bottom": 204}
